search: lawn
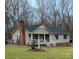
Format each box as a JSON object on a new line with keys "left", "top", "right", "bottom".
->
{"left": 5, "top": 44, "right": 73, "bottom": 59}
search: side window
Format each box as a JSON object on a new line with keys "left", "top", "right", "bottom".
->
{"left": 64, "top": 34, "right": 67, "bottom": 39}
{"left": 55, "top": 34, "right": 59, "bottom": 40}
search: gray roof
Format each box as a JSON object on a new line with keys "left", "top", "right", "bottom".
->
{"left": 48, "top": 27, "right": 65, "bottom": 33}
{"left": 25, "top": 24, "right": 41, "bottom": 32}
{"left": 25, "top": 24, "right": 69, "bottom": 34}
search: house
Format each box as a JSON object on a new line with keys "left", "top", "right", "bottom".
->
{"left": 12, "top": 19, "right": 71, "bottom": 47}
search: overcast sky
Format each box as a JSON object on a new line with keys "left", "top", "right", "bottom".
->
{"left": 28, "top": 0, "right": 38, "bottom": 8}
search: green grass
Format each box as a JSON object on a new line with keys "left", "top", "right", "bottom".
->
{"left": 5, "top": 44, "right": 73, "bottom": 59}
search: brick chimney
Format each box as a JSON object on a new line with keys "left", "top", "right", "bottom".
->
{"left": 18, "top": 18, "right": 25, "bottom": 45}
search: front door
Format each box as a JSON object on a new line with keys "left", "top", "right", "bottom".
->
{"left": 39, "top": 34, "right": 44, "bottom": 43}
{"left": 45, "top": 34, "right": 49, "bottom": 43}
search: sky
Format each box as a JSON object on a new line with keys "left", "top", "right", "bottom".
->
{"left": 28, "top": 0, "right": 38, "bottom": 8}
{"left": 28, "top": 0, "right": 60, "bottom": 9}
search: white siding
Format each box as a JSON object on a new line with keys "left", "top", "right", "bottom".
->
{"left": 12, "top": 29, "right": 28, "bottom": 44}
{"left": 12, "top": 30, "right": 19, "bottom": 43}
{"left": 51, "top": 34, "right": 70, "bottom": 44}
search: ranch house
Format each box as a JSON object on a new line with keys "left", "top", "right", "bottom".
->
{"left": 12, "top": 19, "right": 71, "bottom": 47}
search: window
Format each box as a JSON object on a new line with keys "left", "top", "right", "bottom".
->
{"left": 29, "top": 34, "right": 31, "bottom": 39}
{"left": 39, "top": 34, "right": 44, "bottom": 39}
{"left": 55, "top": 34, "right": 59, "bottom": 40}
{"left": 40, "top": 34, "right": 44, "bottom": 43}
{"left": 33, "top": 34, "right": 38, "bottom": 39}
{"left": 64, "top": 34, "right": 67, "bottom": 39}
{"left": 46, "top": 34, "right": 49, "bottom": 42}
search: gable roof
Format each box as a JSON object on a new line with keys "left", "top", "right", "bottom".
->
{"left": 12, "top": 24, "right": 70, "bottom": 35}
{"left": 26, "top": 24, "right": 69, "bottom": 34}
{"left": 11, "top": 25, "right": 18, "bottom": 35}
{"left": 25, "top": 24, "right": 41, "bottom": 32}
{"left": 25, "top": 24, "right": 51, "bottom": 32}
{"left": 32, "top": 24, "right": 50, "bottom": 34}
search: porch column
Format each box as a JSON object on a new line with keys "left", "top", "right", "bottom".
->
{"left": 44, "top": 34, "right": 45, "bottom": 43}
{"left": 49, "top": 35, "right": 51, "bottom": 43}
{"left": 38, "top": 34, "right": 40, "bottom": 49}
{"left": 31, "top": 34, "right": 33, "bottom": 44}
{"left": 49, "top": 34, "right": 51, "bottom": 47}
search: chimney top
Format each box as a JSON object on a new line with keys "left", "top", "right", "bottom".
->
{"left": 19, "top": 19, "right": 24, "bottom": 22}
{"left": 19, "top": 16, "right": 25, "bottom": 22}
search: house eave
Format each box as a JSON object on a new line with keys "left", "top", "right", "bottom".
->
{"left": 50, "top": 32, "right": 71, "bottom": 35}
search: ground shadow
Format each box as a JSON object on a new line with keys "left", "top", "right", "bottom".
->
{"left": 27, "top": 48, "right": 46, "bottom": 52}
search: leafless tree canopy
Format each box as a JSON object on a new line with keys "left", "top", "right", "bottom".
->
{"left": 5, "top": 0, "right": 73, "bottom": 40}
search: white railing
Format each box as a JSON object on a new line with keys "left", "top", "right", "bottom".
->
{"left": 28, "top": 39, "right": 48, "bottom": 45}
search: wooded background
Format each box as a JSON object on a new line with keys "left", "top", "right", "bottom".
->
{"left": 5, "top": 0, "right": 73, "bottom": 40}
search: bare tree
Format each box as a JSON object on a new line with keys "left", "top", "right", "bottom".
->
{"left": 5, "top": 0, "right": 73, "bottom": 41}
{"left": 5, "top": 0, "right": 29, "bottom": 40}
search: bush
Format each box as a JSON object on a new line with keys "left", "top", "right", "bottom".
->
{"left": 31, "top": 40, "right": 36, "bottom": 50}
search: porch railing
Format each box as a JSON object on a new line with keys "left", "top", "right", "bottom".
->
{"left": 28, "top": 39, "right": 49, "bottom": 45}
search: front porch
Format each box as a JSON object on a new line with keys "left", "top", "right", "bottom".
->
{"left": 28, "top": 34, "right": 51, "bottom": 46}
